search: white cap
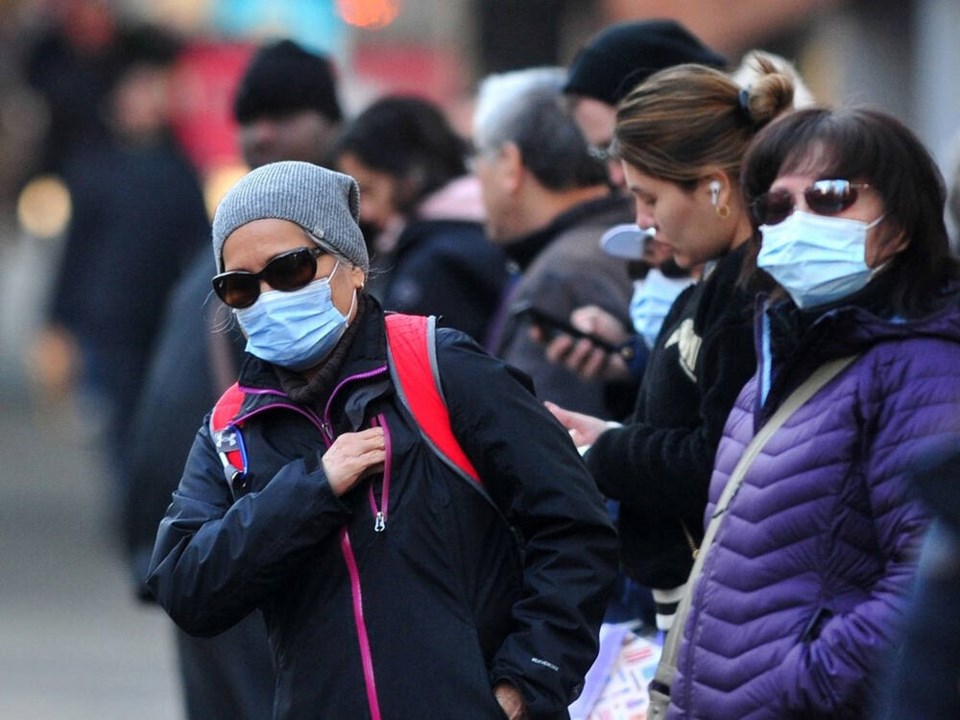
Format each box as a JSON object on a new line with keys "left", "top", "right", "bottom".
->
{"left": 599, "top": 223, "right": 656, "bottom": 260}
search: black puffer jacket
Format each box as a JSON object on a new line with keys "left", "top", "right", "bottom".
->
{"left": 147, "top": 301, "right": 617, "bottom": 720}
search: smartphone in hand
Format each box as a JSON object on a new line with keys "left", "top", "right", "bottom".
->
{"left": 510, "top": 301, "right": 628, "bottom": 356}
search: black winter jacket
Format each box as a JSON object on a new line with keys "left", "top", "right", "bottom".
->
{"left": 585, "top": 244, "right": 756, "bottom": 590}
{"left": 147, "top": 302, "right": 617, "bottom": 720}
{"left": 373, "top": 217, "right": 509, "bottom": 344}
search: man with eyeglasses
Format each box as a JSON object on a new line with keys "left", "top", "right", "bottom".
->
{"left": 564, "top": 20, "right": 726, "bottom": 191}
{"left": 473, "top": 66, "right": 637, "bottom": 422}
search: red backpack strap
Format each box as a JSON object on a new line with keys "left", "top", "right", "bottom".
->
{"left": 210, "top": 382, "right": 248, "bottom": 485}
{"left": 384, "top": 314, "right": 481, "bottom": 484}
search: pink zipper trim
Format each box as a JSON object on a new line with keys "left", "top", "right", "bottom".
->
{"left": 367, "top": 415, "right": 392, "bottom": 532}
{"left": 339, "top": 527, "right": 382, "bottom": 720}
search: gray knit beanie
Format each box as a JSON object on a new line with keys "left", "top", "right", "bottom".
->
{"left": 212, "top": 160, "right": 369, "bottom": 271}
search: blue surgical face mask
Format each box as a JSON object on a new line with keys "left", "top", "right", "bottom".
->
{"left": 758, "top": 210, "right": 885, "bottom": 309}
{"left": 235, "top": 262, "right": 354, "bottom": 371}
{"left": 629, "top": 269, "right": 694, "bottom": 348}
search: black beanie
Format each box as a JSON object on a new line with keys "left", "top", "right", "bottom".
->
{"left": 564, "top": 19, "right": 727, "bottom": 106}
{"left": 233, "top": 39, "right": 343, "bottom": 124}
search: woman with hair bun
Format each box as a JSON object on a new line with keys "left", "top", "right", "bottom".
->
{"left": 548, "top": 61, "right": 796, "bottom": 633}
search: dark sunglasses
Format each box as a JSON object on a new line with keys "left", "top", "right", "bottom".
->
{"left": 751, "top": 179, "right": 871, "bottom": 226}
{"left": 212, "top": 246, "right": 324, "bottom": 309}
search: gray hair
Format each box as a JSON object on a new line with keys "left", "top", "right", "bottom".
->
{"left": 472, "top": 67, "right": 608, "bottom": 191}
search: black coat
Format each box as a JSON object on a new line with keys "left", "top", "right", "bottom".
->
{"left": 372, "top": 218, "right": 509, "bottom": 344}
{"left": 50, "top": 135, "right": 209, "bottom": 456}
{"left": 586, "top": 245, "right": 756, "bottom": 589}
{"left": 147, "top": 302, "right": 617, "bottom": 719}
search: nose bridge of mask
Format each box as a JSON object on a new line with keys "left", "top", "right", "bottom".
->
{"left": 235, "top": 278, "right": 331, "bottom": 325}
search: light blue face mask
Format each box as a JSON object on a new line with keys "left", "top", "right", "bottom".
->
{"left": 758, "top": 210, "right": 885, "bottom": 309}
{"left": 235, "top": 262, "right": 354, "bottom": 371}
{"left": 629, "top": 269, "right": 694, "bottom": 348}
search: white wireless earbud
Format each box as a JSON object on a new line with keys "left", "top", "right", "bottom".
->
{"left": 709, "top": 180, "right": 721, "bottom": 207}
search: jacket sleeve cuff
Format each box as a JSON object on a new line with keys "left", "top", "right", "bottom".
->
{"left": 586, "top": 426, "right": 627, "bottom": 500}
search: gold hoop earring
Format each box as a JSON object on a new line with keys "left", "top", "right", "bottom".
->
{"left": 716, "top": 204, "right": 730, "bottom": 219}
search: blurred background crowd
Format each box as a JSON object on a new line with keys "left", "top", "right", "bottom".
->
{"left": 2, "top": 1, "right": 960, "bottom": 397}
{"left": 0, "top": 0, "right": 958, "bottom": 718}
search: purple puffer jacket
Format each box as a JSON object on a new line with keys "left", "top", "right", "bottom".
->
{"left": 668, "top": 297, "right": 960, "bottom": 719}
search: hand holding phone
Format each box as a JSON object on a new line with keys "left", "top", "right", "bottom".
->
{"left": 510, "top": 301, "right": 628, "bottom": 356}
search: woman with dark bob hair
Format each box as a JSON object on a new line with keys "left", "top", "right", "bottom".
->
{"left": 663, "top": 107, "right": 960, "bottom": 719}
{"left": 335, "top": 95, "right": 509, "bottom": 343}
{"left": 742, "top": 107, "right": 960, "bottom": 315}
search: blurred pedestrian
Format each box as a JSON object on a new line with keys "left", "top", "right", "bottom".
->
{"left": 872, "top": 445, "right": 960, "bottom": 720}
{"left": 23, "top": 0, "right": 119, "bottom": 176}
{"left": 662, "top": 107, "right": 960, "bottom": 718}
{"left": 147, "top": 160, "right": 618, "bottom": 720}
{"left": 335, "top": 95, "right": 509, "bottom": 342}
{"left": 125, "top": 37, "right": 347, "bottom": 719}
{"left": 563, "top": 19, "right": 726, "bottom": 190}
{"left": 547, "top": 60, "right": 794, "bottom": 632}
{"left": 233, "top": 38, "right": 343, "bottom": 170}
{"left": 33, "top": 23, "right": 207, "bottom": 517}
{"left": 473, "top": 66, "right": 636, "bottom": 419}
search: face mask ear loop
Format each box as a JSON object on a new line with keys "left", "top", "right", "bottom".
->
{"left": 322, "top": 259, "right": 356, "bottom": 327}
{"left": 323, "top": 260, "right": 341, "bottom": 284}
{"left": 343, "top": 285, "right": 358, "bottom": 328}
{"left": 864, "top": 213, "right": 892, "bottom": 274}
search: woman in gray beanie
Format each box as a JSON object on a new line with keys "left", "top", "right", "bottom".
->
{"left": 147, "top": 160, "right": 618, "bottom": 719}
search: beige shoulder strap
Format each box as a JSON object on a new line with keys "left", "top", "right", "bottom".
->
{"left": 648, "top": 353, "right": 860, "bottom": 715}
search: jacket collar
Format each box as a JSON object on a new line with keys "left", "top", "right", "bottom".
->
{"left": 755, "top": 278, "right": 960, "bottom": 416}
{"left": 234, "top": 298, "right": 393, "bottom": 429}
{"left": 763, "top": 276, "right": 960, "bottom": 362}
{"left": 501, "top": 193, "right": 626, "bottom": 271}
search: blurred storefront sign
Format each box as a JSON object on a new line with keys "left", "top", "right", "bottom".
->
{"left": 167, "top": 40, "right": 254, "bottom": 174}
{"left": 353, "top": 42, "right": 465, "bottom": 106}
{"left": 209, "top": 0, "right": 348, "bottom": 56}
